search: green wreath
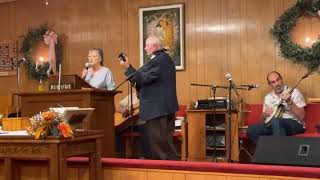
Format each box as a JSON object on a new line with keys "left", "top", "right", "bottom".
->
{"left": 271, "top": 0, "right": 320, "bottom": 72}
{"left": 21, "top": 24, "right": 63, "bottom": 81}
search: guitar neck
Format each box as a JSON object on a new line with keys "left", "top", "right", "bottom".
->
{"left": 289, "top": 72, "right": 310, "bottom": 94}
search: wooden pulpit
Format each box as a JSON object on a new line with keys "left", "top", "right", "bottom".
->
{"left": 14, "top": 74, "right": 120, "bottom": 157}
{"left": 48, "top": 74, "right": 92, "bottom": 90}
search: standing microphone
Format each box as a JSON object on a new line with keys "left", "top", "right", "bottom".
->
{"left": 225, "top": 73, "right": 235, "bottom": 88}
{"left": 239, "top": 84, "right": 260, "bottom": 90}
{"left": 19, "top": 58, "right": 26, "bottom": 63}
{"left": 17, "top": 58, "right": 26, "bottom": 66}
{"left": 225, "top": 73, "right": 239, "bottom": 96}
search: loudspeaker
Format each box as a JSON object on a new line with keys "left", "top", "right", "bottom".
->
{"left": 253, "top": 136, "right": 320, "bottom": 167}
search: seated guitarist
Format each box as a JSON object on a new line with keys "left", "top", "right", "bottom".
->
{"left": 247, "top": 71, "right": 306, "bottom": 143}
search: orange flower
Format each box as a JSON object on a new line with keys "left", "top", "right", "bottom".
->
{"left": 58, "top": 122, "right": 73, "bottom": 138}
{"left": 41, "top": 111, "right": 56, "bottom": 121}
{"left": 34, "top": 126, "right": 46, "bottom": 140}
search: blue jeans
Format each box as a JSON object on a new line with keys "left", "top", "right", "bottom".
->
{"left": 247, "top": 118, "right": 305, "bottom": 144}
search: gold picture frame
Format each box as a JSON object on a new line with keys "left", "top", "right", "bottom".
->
{"left": 139, "top": 4, "right": 184, "bottom": 70}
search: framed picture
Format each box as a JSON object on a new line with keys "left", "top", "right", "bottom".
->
{"left": 0, "top": 40, "right": 18, "bottom": 76}
{"left": 139, "top": 4, "right": 184, "bottom": 70}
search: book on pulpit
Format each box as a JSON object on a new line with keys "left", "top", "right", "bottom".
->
{"left": 50, "top": 107, "right": 95, "bottom": 129}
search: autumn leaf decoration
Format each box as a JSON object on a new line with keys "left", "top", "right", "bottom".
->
{"left": 28, "top": 110, "right": 74, "bottom": 140}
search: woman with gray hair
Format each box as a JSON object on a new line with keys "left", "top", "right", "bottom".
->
{"left": 81, "top": 48, "right": 115, "bottom": 90}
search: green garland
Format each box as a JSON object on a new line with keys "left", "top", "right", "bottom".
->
{"left": 21, "top": 24, "right": 63, "bottom": 81}
{"left": 271, "top": 0, "right": 320, "bottom": 71}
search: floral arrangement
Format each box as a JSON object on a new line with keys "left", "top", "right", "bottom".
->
{"left": 27, "top": 111, "right": 73, "bottom": 140}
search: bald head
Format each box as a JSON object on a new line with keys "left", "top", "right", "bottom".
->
{"left": 267, "top": 71, "right": 282, "bottom": 84}
{"left": 148, "top": 36, "right": 162, "bottom": 47}
{"left": 267, "top": 71, "right": 284, "bottom": 94}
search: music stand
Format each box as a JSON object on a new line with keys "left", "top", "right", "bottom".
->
{"left": 113, "top": 72, "right": 137, "bottom": 158}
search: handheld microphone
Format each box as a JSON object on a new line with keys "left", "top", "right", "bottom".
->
{"left": 83, "top": 63, "right": 90, "bottom": 79}
{"left": 84, "top": 62, "right": 90, "bottom": 70}
{"left": 118, "top": 52, "right": 127, "bottom": 62}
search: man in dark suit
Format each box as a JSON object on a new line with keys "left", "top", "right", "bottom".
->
{"left": 120, "top": 36, "right": 179, "bottom": 160}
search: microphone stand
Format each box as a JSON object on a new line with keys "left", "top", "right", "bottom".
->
{"left": 113, "top": 73, "right": 136, "bottom": 92}
{"left": 128, "top": 79, "right": 134, "bottom": 158}
{"left": 191, "top": 83, "right": 250, "bottom": 162}
{"left": 211, "top": 85, "right": 217, "bottom": 162}
{"left": 190, "top": 83, "right": 228, "bottom": 162}
{"left": 113, "top": 72, "right": 136, "bottom": 158}
{"left": 226, "top": 85, "right": 249, "bottom": 162}
{"left": 15, "top": 61, "right": 21, "bottom": 117}
{"left": 227, "top": 81, "right": 232, "bottom": 162}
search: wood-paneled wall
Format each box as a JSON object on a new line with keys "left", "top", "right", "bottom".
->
{"left": 1, "top": 0, "right": 320, "bottom": 107}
